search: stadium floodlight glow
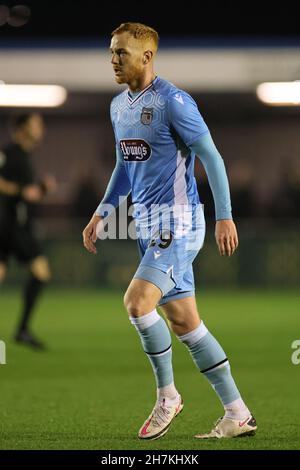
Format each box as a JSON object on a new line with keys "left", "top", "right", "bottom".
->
{"left": 256, "top": 81, "right": 300, "bottom": 106}
{"left": 0, "top": 84, "right": 67, "bottom": 107}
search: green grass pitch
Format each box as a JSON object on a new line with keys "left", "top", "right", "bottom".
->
{"left": 0, "top": 288, "right": 299, "bottom": 450}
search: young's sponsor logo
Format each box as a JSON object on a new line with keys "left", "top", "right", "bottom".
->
{"left": 120, "top": 139, "right": 152, "bottom": 162}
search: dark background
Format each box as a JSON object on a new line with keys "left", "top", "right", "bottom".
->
{"left": 1, "top": 0, "right": 300, "bottom": 41}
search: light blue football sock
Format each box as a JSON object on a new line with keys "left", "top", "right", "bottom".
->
{"left": 179, "top": 322, "right": 241, "bottom": 406}
{"left": 130, "top": 309, "right": 174, "bottom": 388}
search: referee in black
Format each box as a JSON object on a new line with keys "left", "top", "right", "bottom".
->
{"left": 0, "top": 113, "right": 56, "bottom": 350}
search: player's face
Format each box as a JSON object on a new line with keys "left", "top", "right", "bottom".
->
{"left": 110, "top": 33, "right": 145, "bottom": 84}
{"left": 25, "top": 114, "right": 45, "bottom": 146}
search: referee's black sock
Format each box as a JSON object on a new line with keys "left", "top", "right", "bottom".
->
{"left": 17, "top": 276, "right": 45, "bottom": 334}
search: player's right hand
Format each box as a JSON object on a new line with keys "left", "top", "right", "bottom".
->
{"left": 215, "top": 219, "right": 238, "bottom": 256}
{"left": 82, "top": 214, "right": 102, "bottom": 254}
{"left": 22, "top": 184, "right": 43, "bottom": 202}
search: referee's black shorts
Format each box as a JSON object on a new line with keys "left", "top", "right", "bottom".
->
{"left": 0, "top": 221, "right": 42, "bottom": 264}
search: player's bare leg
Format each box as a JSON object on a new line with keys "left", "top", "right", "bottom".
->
{"left": 124, "top": 278, "right": 162, "bottom": 317}
{"left": 160, "top": 295, "right": 257, "bottom": 438}
{"left": 160, "top": 295, "right": 200, "bottom": 336}
{"left": 124, "top": 278, "right": 183, "bottom": 440}
{"left": 30, "top": 255, "right": 51, "bottom": 282}
{"left": 15, "top": 255, "right": 51, "bottom": 350}
{"left": 0, "top": 262, "right": 7, "bottom": 283}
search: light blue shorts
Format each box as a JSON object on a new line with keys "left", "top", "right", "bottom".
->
{"left": 133, "top": 205, "right": 206, "bottom": 305}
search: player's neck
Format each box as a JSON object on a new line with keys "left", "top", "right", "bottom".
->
{"left": 128, "top": 71, "right": 156, "bottom": 94}
{"left": 13, "top": 136, "right": 35, "bottom": 153}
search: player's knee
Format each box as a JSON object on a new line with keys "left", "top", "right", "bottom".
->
{"left": 126, "top": 304, "right": 144, "bottom": 318}
{"left": 123, "top": 292, "right": 148, "bottom": 318}
{"left": 29, "top": 256, "right": 51, "bottom": 283}
{"left": 166, "top": 310, "right": 201, "bottom": 335}
{"left": 168, "top": 316, "right": 191, "bottom": 332}
{"left": 0, "top": 263, "right": 7, "bottom": 283}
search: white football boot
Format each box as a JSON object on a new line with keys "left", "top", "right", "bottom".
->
{"left": 195, "top": 414, "right": 257, "bottom": 439}
{"left": 138, "top": 395, "right": 184, "bottom": 440}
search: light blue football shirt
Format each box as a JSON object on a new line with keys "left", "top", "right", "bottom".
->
{"left": 96, "top": 76, "right": 210, "bottom": 222}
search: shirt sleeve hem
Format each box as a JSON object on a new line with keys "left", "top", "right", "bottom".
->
{"left": 216, "top": 213, "right": 233, "bottom": 221}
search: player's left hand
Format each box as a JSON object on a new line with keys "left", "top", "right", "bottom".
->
{"left": 41, "top": 174, "right": 57, "bottom": 193}
{"left": 215, "top": 219, "right": 238, "bottom": 257}
{"left": 82, "top": 213, "right": 102, "bottom": 254}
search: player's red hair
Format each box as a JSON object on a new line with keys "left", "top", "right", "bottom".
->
{"left": 111, "top": 23, "right": 159, "bottom": 51}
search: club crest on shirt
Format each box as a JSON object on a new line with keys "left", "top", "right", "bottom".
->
{"left": 140, "top": 107, "right": 153, "bottom": 125}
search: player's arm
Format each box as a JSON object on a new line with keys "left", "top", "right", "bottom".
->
{"left": 0, "top": 176, "right": 20, "bottom": 196}
{"left": 0, "top": 176, "right": 42, "bottom": 202}
{"left": 83, "top": 146, "right": 131, "bottom": 254}
{"left": 168, "top": 90, "right": 238, "bottom": 257}
{"left": 0, "top": 149, "right": 56, "bottom": 201}
{"left": 21, "top": 183, "right": 49, "bottom": 202}
{"left": 190, "top": 133, "right": 238, "bottom": 257}
{"left": 0, "top": 176, "right": 41, "bottom": 200}
{"left": 0, "top": 175, "right": 56, "bottom": 201}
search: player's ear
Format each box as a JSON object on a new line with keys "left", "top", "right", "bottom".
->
{"left": 143, "top": 50, "right": 153, "bottom": 65}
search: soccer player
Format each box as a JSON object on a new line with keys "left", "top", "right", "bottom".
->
{"left": 0, "top": 113, "right": 56, "bottom": 350}
{"left": 83, "top": 23, "right": 257, "bottom": 439}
